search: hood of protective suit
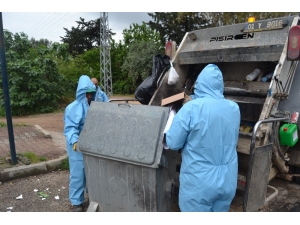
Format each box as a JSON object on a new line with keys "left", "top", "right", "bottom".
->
{"left": 76, "top": 75, "right": 96, "bottom": 102}
{"left": 194, "top": 64, "right": 224, "bottom": 99}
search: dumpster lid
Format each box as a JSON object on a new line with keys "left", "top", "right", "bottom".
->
{"left": 78, "top": 102, "right": 170, "bottom": 168}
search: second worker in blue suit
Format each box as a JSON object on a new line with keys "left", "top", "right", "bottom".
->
{"left": 91, "top": 77, "right": 109, "bottom": 102}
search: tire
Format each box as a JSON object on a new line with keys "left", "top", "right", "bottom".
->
{"left": 295, "top": 167, "right": 300, "bottom": 184}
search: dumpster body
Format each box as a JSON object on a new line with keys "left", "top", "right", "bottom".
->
{"left": 148, "top": 15, "right": 300, "bottom": 211}
{"left": 78, "top": 102, "right": 177, "bottom": 212}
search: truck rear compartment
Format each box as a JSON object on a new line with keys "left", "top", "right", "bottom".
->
{"left": 148, "top": 15, "right": 300, "bottom": 211}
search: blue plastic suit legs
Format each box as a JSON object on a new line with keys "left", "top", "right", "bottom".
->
{"left": 67, "top": 142, "right": 86, "bottom": 206}
{"left": 68, "top": 159, "right": 86, "bottom": 205}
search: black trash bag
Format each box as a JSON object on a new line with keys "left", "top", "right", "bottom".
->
{"left": 134, "top": 54, "right": 170, "bottom": 105}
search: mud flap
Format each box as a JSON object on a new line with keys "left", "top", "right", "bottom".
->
{"left": 243, "top": 143, "right": 273, "bottom": 212}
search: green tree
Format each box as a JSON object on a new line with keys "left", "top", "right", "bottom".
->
{"left": 0, "top": 30, "right": 67, "bottom": 116}
{"left": 122, "top": 40, "right": 163, "bottom": 88}
{"left": 123, "top": 22, "right": 162, "bottom": 47}
{"left": 30, "top": 37, "right": 52, "bottom": 48}
{"left": 60, "top": 17, "right": 98, "bottom": 56}
{"left": 60, "top": 17, "right": 115, "bottom": 57}
{"left": 57, "top": 54, "right": 91, "bottom": 85}
{"left": 148, "top": 12, "right": 210, "bottom": 46}
{"left": 81, "top": 47, "right": 100, "bottom": 78}
{"left": 110, "top": 39, "right": 132, "bottom": 94}
{"left": 50, "top": 42, "right": 71, "bottom": 62}
{"left": 56, "top": 47, "right": 100, "bottom": 95}
{"left": 120, "top": 22, "right": 164, "bottom": 89}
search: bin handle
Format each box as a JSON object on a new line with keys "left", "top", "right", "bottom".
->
{"left": 118, "top": 103, "right": 131, "bottom": 108}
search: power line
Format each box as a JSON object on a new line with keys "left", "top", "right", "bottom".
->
{"left": 27, "top": 13, "right": 60, "bottom": 37}
{"left": 34, "top": 12, "right": 76, "bottom": 41}
{"left": 28, "top": 12, "right": 64, "bottom": 38}
{"left": 34, "top": 13, "right": 70, "bottom": 39}
{"left": 26, "top": 12, "right": 50, "bottom": 34}
{"left": 26, "top": 12, "right": 99, "bottom": 43}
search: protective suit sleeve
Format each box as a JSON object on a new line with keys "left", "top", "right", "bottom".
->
{"left": 95, "top": 88, "right": 109, "bottom": 102}
{"left": 166, "top": 104, "right": 191, "bottom": 150}
{"left": 101, "top": 91, "right": 109, "bottom": 102}
{"left": 64, "top": 103, "right": 83, "bottom": 145}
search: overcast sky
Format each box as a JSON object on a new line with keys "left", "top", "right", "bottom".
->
{"left": 1, "top": 1, "right": 290, "bottom": 44}
{"left": 2, "top": 12, "right": 152, "bottom": 43}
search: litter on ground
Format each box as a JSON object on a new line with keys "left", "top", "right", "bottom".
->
{"left": 37, "top": 192, "right": 49, "bottom": 198}
{"left": 16, "top": 194, "right": 23, "bottom": 200}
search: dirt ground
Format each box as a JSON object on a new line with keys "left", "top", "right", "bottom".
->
{"left": 0, "top": 112, "right": 65, "bottom": 133}
{"left": 0, "top": 95, "right": 139, "bottom": 133}
{"left": 1, "top": 99, "right": 300, "bottom": 212}
{"left": 0, "top": 170, "right": 89, "bottom": 212}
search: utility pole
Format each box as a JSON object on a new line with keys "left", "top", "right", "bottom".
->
{"left": 0, "top": 12, "right": 17, "bottom": 164}
{"left": 99, "top": 12, "right": 113, "bottom": 96}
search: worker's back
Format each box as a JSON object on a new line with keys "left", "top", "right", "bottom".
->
{"left": 166, "top": 64, "right": 241, "bottom": 212}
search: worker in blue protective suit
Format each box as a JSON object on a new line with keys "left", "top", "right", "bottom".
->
{"left": 91, "top": 77, "right": 109, "bottom": 102}
{"left": 166, "top": 64, "right": 241, "bottom": 212}
{"left": 64, "top": 75, "right": 96, "bottom": 212}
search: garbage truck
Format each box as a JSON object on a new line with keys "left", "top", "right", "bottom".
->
{"left": 78, "top": 14, "right": 300, "bottom": 212}
{"left": 147, "top": 14, "right": 300, "bottom": 212}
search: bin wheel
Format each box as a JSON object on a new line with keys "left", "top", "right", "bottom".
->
{"left": 288, "top": 165, "right": 300, "bottom": 184}
{"left": 295, "top": 167, "right": 300, "bottom": 184}
{"left": 176, "top": 164, "right": 181, "bottom": 172}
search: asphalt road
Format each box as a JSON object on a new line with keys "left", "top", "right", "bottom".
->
{"left": 1, "top": 110, "right": 300, "bottom": 213}
{"left": 0, "top": 169, "right": 88, "bottom": 212}
{"left": 1, "top": 168, "right": 300, "bottom": 212}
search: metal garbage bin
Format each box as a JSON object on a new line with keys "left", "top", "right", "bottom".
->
{"left": 77, "top": 101, "right": 177, "bottom": 212}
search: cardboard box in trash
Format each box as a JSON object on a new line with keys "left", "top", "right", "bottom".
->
{"left": 161, "top": 92, "right": 185, "bottom": 106}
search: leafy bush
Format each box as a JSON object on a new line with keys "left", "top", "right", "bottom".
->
{"left": 110, "top": 40, "right": 135, "bottom": 94}
{"left": 121, "top": 40, "right": 164, "bottom": 88}
{"left": 0, "top": 107, "right": 5, "bottom": 117}
{"left": 0, "top": 30, "right": 68, "bottom": 116}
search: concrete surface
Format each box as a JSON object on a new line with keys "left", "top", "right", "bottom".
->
{"left": 0, "top": 125, "right": 67, "bottom": 182}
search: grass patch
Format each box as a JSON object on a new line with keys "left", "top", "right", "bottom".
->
{"left": 59, "top": 157, "right": 70, "bottom": 170}
{"left": 39, "top": 156, "right": 47, "bottom": 162}
{"left": 18, "top": 152, "right": 47, "bottom": 163}
{"left": 0, "top": 122, "right": 28, "bottom": 127}
{"left": 14, "top": 123, "right": 28, "bottom": 126}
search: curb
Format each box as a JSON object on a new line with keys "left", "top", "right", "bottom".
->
{"left": 0, "top": 154, "right": 68, "bottom": 182}
{"left": 34, "top": 125, "right": 51, "bottom": 138}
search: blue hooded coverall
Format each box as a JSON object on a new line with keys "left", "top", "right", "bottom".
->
{"left": 64, "top": 75, "right": 96, "bottom": 206}
{"left": 95, "top": 86, "right": 109, "bottom": 102}
{"left": 166, "top": 64, "right": 241, "bottom": 212}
